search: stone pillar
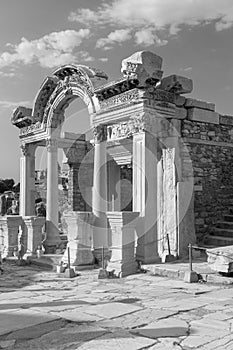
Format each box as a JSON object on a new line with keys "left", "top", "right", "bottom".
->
{"left": 107, "top": 212, "right": 139, "bottom": 277}
{"left": 0, "top": 216, "right": 22, "bottom": 258}
{"left": 62, "top": 212, "right": 94, "bottom": 267}
{"left": 63, "top": 144, "right": 87, "bottom": 211}
{"left": 20, "top": 143, "right": 37, "bottom": 216}
{"left": 107, "top": 160, "right": 121, "bottom": 211}
{"left": 45, "top": 138, "right": 60, "bottom": 252}
{"left": 23, "top": 216, "right": 46, "bottom": 258}
{"left": 92, "top": 125, "right": 108, "bottom": 250}
{"left": 133, "top": 132, "right": 160, "bottom": 264}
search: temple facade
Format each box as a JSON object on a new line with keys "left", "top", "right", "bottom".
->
{"left": 1, "top": 50, "right": 232, "bottom": 276}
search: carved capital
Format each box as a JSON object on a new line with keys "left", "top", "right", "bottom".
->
{"left": 20, "top": 144, "right": 29, "bottom": 157}
{"left": 20, "top": 143, "right": 37, "bottom": 157}
{"left": 93, "top": 125, "right": 107, "bottom": 143}
{"left": 46, "top": 139, "right": 58, "bottom": 152}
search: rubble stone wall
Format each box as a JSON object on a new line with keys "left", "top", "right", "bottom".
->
{"left": 181, "top": 117, "right": 233, "bottom": 243}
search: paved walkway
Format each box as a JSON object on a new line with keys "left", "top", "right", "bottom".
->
{"left": 0, "top": 261, "right": 233, "bottom": 349}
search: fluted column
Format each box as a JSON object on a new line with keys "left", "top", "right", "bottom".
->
{"left": 45, "top": 138, "right": 60, "bottom": 252}
{"left": 92, "top": 125, "right": 108, "bottom": 249}
{"left": 20, "top": 143, "right": 37, "bottom": 216}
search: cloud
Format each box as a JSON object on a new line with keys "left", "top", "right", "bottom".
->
{"left": 0, "top": 29, "right": 91, "bottom": 69}
{"left": 179, "top": 66, "right": 193, "bottom": 72}
{"left": 69, "top": 0, "right": 233, "bottom": 48}
{"left": 96, "top": 29, "right": 132, "bottom": 49}
{"left": 0, "top": 100, "right": 31, "bottom": 109}
{"left": 99, "top": 57, "right": 109, "bottom": 62}
{"left": 134, "top": 28, "right": 167, "bottom": 46}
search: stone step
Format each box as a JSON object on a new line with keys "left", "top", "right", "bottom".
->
{"left": 212, "top": 227, "right": 233, "bottom": 237}
{"left": 216, "top": 221, "right": 233, "bottom": 229}
{"left": 206, "top": 235, "right": 233, "bottom": 247}
{"left": 224, "top": 214, "right": 233, "bottom": 222}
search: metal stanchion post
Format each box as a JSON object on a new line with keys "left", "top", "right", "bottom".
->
{"left": 184, "top": 243, "right": 198, "bottom": 283}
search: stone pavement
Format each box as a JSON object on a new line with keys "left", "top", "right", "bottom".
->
{"left": 0, "top": 261, "right": 233, "bottom": 349}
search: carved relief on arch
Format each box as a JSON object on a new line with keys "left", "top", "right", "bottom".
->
{"left": 43, "top": 65, "right": 108, "bottom": 127}
{"left": 32, "top": 76, "right": 59, "bottom": 124}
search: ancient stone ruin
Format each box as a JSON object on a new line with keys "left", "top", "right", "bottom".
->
{"left": 1, "top": 50, "right": 233, "bottom": 276}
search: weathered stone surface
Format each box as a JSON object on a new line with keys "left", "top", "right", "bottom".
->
{"left": 207, "top": 246, "right": 233, "bottom": 273}
{"left": 0, "top": 309, "right": 60, "bottom": 336}
{"left": 160, "top": 75, "right": 193, "bottom": 94}
{"left": 77, "top": 330, "right": 157, "bottom": 350}
{"left": 219, "top": 114, "right": 233, "bottom": 125}
{"left": 187, "top": 107, "right": 219, "bottom": 124}
{"left": 121, "top": 51, "right": 163, "bottom": 86}
{"left": 84, "top": 302, "right": 142, "bottom": 319}
{"left": 185, "top": 98, "right": 215, "bottom": 111}
{"left": 130, "top": 319, "right": 189, "bottom": 338}
{"left": 174, "top": 107, "right": 187, "bottom": 119}
{"left": 174, "top": 94, "right": 186, "bottom": 107}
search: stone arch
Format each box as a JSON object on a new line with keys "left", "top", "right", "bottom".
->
{"left": 37, "top": 64, "right": 108, "bottom": 132}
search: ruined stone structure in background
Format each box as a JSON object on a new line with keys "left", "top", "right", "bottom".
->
{"left": 2, "top": 50, "right": 232, "bottom": 276}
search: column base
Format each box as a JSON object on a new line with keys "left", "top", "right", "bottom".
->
{"left": 106, "top": 211, "right": 139, "bottom": 278}
{"left": 62, "top": 212, "right": 94, "bottom": 267}
{"left": 107, "top": 260, "right": 138, "bottom": 278}
{"left": 44, "top": 221, "right": 60, "bottom": 254}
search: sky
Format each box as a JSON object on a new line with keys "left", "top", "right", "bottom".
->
{"left": 0, "top": 0, "right": 233, "bottom": 181}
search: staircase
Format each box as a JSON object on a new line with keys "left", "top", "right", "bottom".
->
{"left": 206, "top": 190, "right": 233, "bottom": 247}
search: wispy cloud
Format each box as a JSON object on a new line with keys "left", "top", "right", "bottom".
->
{"left": 179, "top": 66, "right": 193, "bottom": 72}
{"left": 69, "top": 0, "right": 233, "bottom": 48}
{"left": 0, "top": 100, "right": 31, "bottom": 110}
{"left": 96, "top": 29, "right": 132, "bottom": 49}
{"left": 99, "top": 57, "right": 109, "bottom": 62}
{"left": 0, "top": 29, "right": 92, "bottom": 70}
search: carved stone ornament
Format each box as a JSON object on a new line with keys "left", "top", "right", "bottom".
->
{"left": 107, "top": 115, "right": 145, "bottom": 141}
{"left": 46, "top": 139, "right": 58, "bottom": 152}
{"left": 93, "top": 125, "right": 107, "bottom": 143}
{"left": 20, "top": 144, "right": 29, "bottom": 156}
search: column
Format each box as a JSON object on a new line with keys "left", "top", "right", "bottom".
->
{"left": 45, "top": 138, "right": 60, "bottom": 252}
{"left": 92, "top": 125, "right": 108, "bottom": 250}
{"left": 107, "top": 160, "right": 121, "bottom": 211}
{"left": 20, "top": 143, "right": 37, "bottom": 216}
{"left": 133, "top": 131, "right": 160, "bottom": 264}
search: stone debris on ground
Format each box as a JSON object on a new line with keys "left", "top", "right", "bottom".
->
{"left": 0, "top": 261, "right": 233, "bottom": 349}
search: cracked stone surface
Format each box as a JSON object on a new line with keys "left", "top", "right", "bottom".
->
{"left": 0, "top": 261, "right": 233, "bottom": 349}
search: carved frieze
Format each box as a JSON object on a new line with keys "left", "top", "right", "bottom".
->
{"left": 93, "top": 125, "right": 107, "bottom": 143}
{"left": 20, "top": 121, "right": 43, "bottom": 137}
{"left": 99, "top": 88, "right": 140, "bottom": 110}
{"left": 107, "top": 115, "right": 145, "bottom": 141}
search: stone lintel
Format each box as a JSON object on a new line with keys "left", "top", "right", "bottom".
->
{"left": 185, "top": 98, "right": 215, "bottom": 111}
{"left": 219, "top": 114, "right": 233, "bottom": 126}
{"left": 187, "top": 108, "right": 219, "bottom": 125}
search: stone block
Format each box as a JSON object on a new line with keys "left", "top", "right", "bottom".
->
{"left": 187, "top": 107, "right": 219, "bottom": 124}
{"left": 174, "top": 107, "right": 187, "bottom": 119}
{"left": 160, "top": 75, "right": 193, "bottom": 94}
{"left": 207, "top": 246, "right": 233, "bottom": 273}
{"left": 183, "top": 270, "right": 199, "bottom": 283}
{"left": 185, "top": 98, "right": 215, "bottom": 111}
{"left": 219, "top": 114, "right": 233, "bottom": 125}
{"left": 106, "top": 212, "right": 139, "bottom": 277}
{"left": 62, "top": 212, "right": 94, "bottom": 267}
{"left": 121, "top": 51, "right": 163, "bottom": 87}
{"left": 174, "top": 94, "right": 186, "bottom": 107}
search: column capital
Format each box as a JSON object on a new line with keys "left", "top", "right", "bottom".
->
{"left": 20, "top": 143, "right": 37, "bottom": 157}
{"left": 46, "top": 138, "right": 58, "bottom": 152}
{"left": 93, "top": 124, "right": 107, "bottom": 143}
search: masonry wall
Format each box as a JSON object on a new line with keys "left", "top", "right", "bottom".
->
{"left": 181, "top": 117, "right": 233, "bottom": 243}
